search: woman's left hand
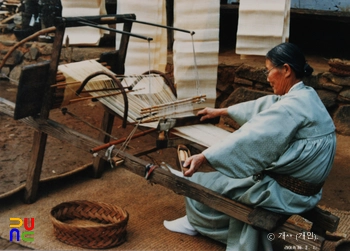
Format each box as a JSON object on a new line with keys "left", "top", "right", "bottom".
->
{"left": 183, "top": 153, "right": 207, "bottom": 177}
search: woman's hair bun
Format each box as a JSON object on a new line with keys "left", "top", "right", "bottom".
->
{"left": 304, "top": 63, "right": 314, "bottom": 77}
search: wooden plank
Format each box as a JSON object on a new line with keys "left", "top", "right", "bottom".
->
{"left": 248, "top": 207, "right": 289, "bottom": 232}
{"left": 300, "top": 206, "right": 340, "bottom": 233}
{"left": 13, "top": 61, "right": 50, "bottom": 120}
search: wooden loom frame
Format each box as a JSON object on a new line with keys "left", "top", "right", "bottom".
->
{"left": 7, "top": 14, "right": 341, "bottom": 250}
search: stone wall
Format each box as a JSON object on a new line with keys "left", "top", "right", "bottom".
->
{"left": 1, "top": 38, "right": 350, "bottom": 135}
{"left": 216, "top": 63, "right": 350, "bottom": 136}
{"left": 0, "top": 39, "right": 112, "bottom": 84}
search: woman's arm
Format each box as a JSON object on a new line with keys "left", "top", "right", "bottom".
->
{"left": 197, "top": 107, "right": 228, "bottom": 121}
{"left": 183, "top": 153, "right": 208, "bottom": 177}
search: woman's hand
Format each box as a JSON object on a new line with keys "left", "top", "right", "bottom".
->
{"left": 197, "top": 107, "right": 228, "bottom": 121}
{"left": 183, "top": 153, "right": 207, "bottom": 177}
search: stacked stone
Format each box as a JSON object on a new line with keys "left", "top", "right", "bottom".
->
{"left": 321, "top": 60, "right": 350, "bottom": 135}
{"left": 0, "top": 39, "right": 112, "bottom": 84}
{"left": 216, "top": 63, "right": 350, "bottom": 135}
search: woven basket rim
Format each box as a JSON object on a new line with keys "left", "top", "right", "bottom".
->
{"left": 50, "top": 200, "right": 129, "bottom": 224}
{"left": 49, "top": 214, "right": 125, "bottom": 229}
{"left": 50, "top": 200, "right": 129, "bottom": 220}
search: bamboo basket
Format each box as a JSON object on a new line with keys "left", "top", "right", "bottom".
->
{"left": 50, "top": 200, "right": 129, "bottom": 249}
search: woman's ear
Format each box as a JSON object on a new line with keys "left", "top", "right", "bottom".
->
{"left": 283, "top": 63, "right": 292, "bottom": 78}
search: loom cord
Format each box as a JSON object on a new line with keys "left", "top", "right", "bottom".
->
{"left": 146, "top": 40, "right": 153, "bottom": 111}
{"left": 61, "top": 107, "right": 119, "bottom": 140}
{"left": 116, "top": 120, "right": 141, "bottom": 156}
{"left": 142, "top": 70, "right": 176, "bottom": 97}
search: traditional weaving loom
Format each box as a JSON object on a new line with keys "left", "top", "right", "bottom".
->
{"left": 13, "top": 12, "right": 223, "bottom": 200}
{"left": 10, "top": 14, "right": 341, "bottom": 250}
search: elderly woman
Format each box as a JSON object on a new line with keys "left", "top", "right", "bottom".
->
{"left": 163, "top": 43, "right": 336, "bottom": 250}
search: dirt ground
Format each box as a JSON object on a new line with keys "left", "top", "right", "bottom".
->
{"left": 0, "top": 60, "right": 350, "bottom": 212}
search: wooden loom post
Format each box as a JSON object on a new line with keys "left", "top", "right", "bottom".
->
{"left": 24, "top": 22, "right": 66, "bottom": 203}
{"left": 116, "top": 18, "right": 133, "bottom": 74}
{"left": 92, "top": 17, "right": 135, "bottom": 178}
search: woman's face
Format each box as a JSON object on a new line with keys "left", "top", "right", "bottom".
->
{"left": 265, "top": 59, "right": 291, "bottom": 95}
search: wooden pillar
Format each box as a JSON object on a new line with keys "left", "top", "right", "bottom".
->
{"left": 24, "top": 22, "right": 65, "bottom": 203}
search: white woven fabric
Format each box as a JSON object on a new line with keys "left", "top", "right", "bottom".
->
{"left": 173, "top": 0, "right": 219, "bottom": 110}
{"left": 61, "top": 0, "right": 107, "bottom": 46}
{"left": 116, "top": 0, "right": 167, "bottom": 75}
{"left": 236, "top": 0, "right": 291, "bottom": 56}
